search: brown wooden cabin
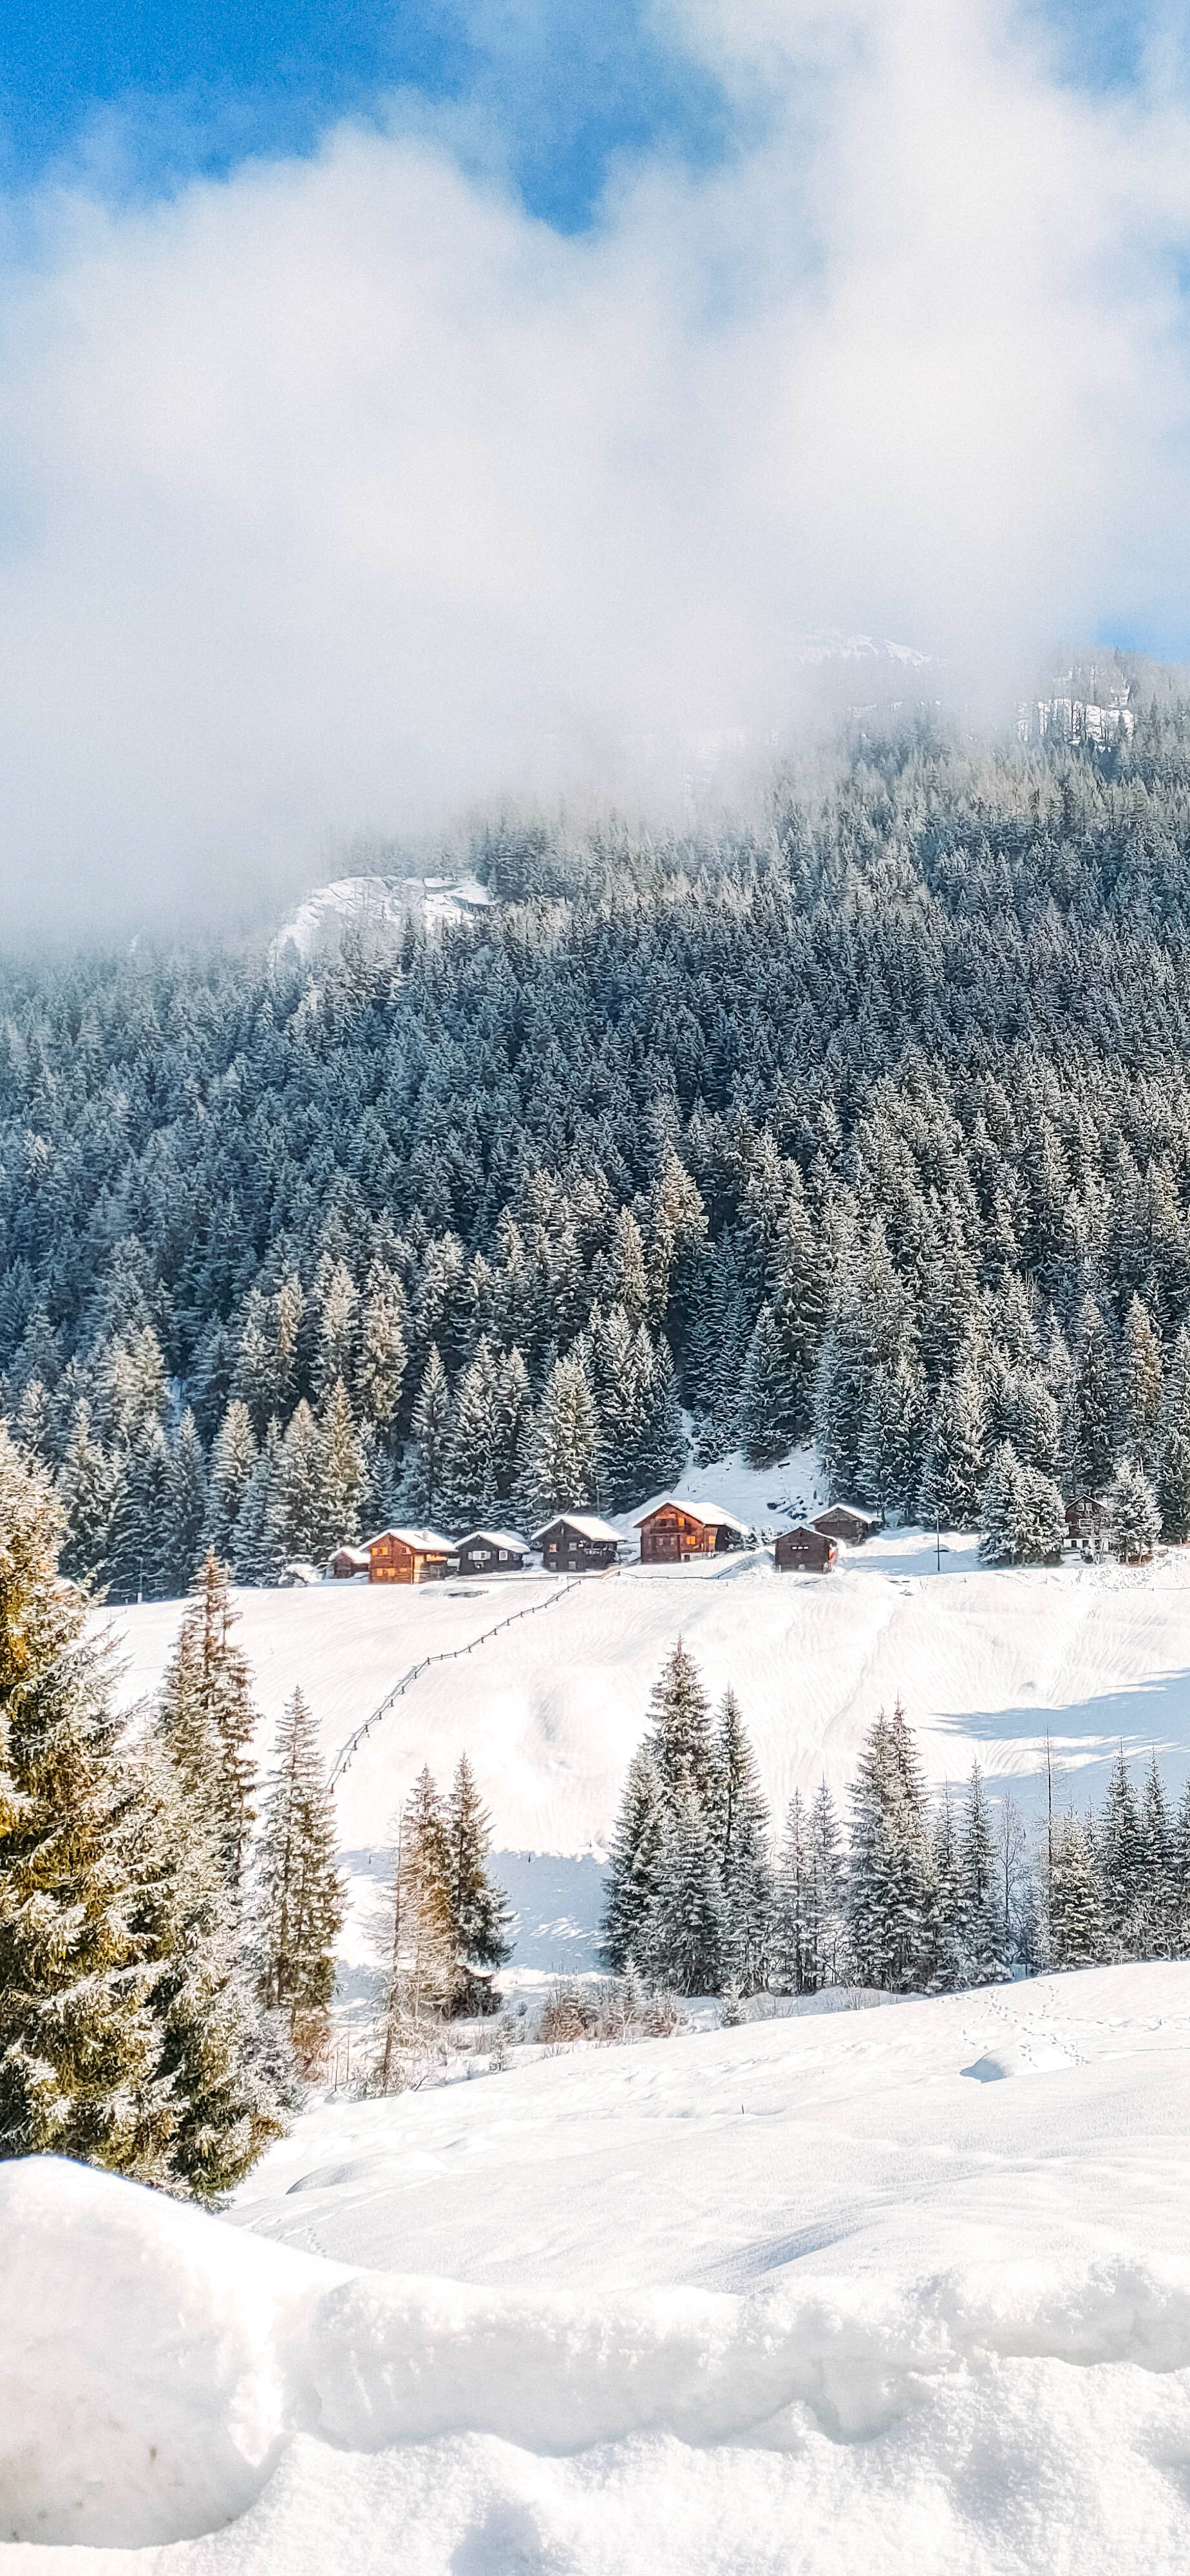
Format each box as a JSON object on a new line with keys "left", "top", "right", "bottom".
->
{"left": 365, "top": 1526, "right": 455, "bottom": 1584}
{"left": 330, "top": 1545, "right": 371, "bottom": 1579}
{"left": 1066, "top": 1499, "right": 1108, "bottom": 1554}
{"left": 775, "top": 1524, "right": 838, "bottom": 1574}
{"left": 449, "top": 1528, "right": 531, "bottom": 1577}
{"left": 531, "top": 1512, "right": 621, "bottom": 1572}
{"left": 636, "top": 1500, "right": 750, "bottom": 1563}
{"left": 812, "top": 1503, "right": 881, "bottom": 1548}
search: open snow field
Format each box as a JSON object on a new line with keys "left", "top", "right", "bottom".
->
{"left": 8, "top": 1963, "right": 1190, "bottom": 2572}
{"left": 104, "top": 1506, "right": 1190, "bottom": 1987}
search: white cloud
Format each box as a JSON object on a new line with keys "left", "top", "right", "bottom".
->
{"left": 1, "top": 0, "right": 1190, "bottom": 931}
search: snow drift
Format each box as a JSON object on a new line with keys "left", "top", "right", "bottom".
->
{"left": 8, "top": 1967, "right": 1190, "bottom": 2571}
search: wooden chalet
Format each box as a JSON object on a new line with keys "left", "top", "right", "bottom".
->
{"left": 812, "top": 1502, "right": 881, "bottom": 1548}
{"left": 531, "top": 1512, "right": 621, "bottom": 1573}
{"left": 364, "top": 1526, "right": 455, "bottom": 1585}
{"left": 329, "top": 1545, "right": 370, "bottom": 1579}
{"left": 636, "top": 1499, "right": 750, "bottom": 1564}
{"left": 775, "top": 1523, "right": 837, "bottom": 1574}
{"left": 449, "top": 1528, "right": 531, "bottom": 1577}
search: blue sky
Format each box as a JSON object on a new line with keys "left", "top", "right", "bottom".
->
{"left": 0, "top": 0, "right": 730, "bottom": 231}
{"left": 1, "top": 0, "right": 1189, "bottom": 930}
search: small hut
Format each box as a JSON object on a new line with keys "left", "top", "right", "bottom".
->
{"left": 636, "top": 1499, "right": 750, "bottom": 1564}
{"left": 531, "top": 1513, "right": 621, "bottom": 1573}
{"left": 449, "top": 1528, "right": 531, "bottom": 1577}
{"left": 329, "top": 1545, "right": 370, "bottom": 1580}
{"left": 364, "top": 1527, "right": 455, "bottom": 1584}
{"left": 812, "top": 1502, "right": 881, "bottom": 1548}
{"left": 775, "top": 1524, "right": 838, "bottom": 1574}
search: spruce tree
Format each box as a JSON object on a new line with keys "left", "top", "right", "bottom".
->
{"left": 1158, "top": 1323, "right": 1190, "bottom": 1543}
{"left": 0, "top": 1426, "right": 170, "bottom": 2177}
{"left": 739, "top": 1305, "right": 791, "bottom": 1470}
{"left": 645, "top": 1788, "right": 728, "bottom": 1994}
{"left": 158, "top": 1553, "right": 259, "bottom": 1904}
{"left": 522, "top": 1349, "right": 600, "bottom": 1520}
{"left": 208, "top": 1400, "right": 258, "bottom": 1560}
{"left": 918, "top": 1356, "right": 987, "bottom": 1530}
{"left": 1072, "top": 1296, "right": 1116, "bottom": 1502}
{"left": 56, "top": 1400, "right": 116, "bottom": 1585}
{"left": 601, "top": 1747, "right": 665, "bottom": 1971}
{"left": 709, "top": 1688, "right": 771, "bottom": 1993}
{"left": 644, "top": 1638, "right": 717, "bottom": 1812}
{"left": 771, "top": 1789, "right": 808, "bottom": 1993}
{"left": 409, "top": 1345, "right": 453, "bottom": 1522}
{"left": 959, "top": 1761, "right": 1006, "bottom": 1983}
{"left": 444, "top": 1752, "right": 512, "bottom": 1982}
{"left": 845, "top": 1701, "right": 934, "bottom": 1991}
{"left": 254, "top": 1688, "right": 345, "bottom": 2056}
{"left": 128, "top": 1728, "right": 287, "bottom": 2199}
{"left": 1048, "top": 1814, "right": 1103, "bottom": 1967}
{"left": 1100, "top": 1749, "right": 1145, "bottom": 1956}
{"left": 160, "top": 1408, "right": 209, "bottom": 1597}
{"left": 384, "top": 1768, "right": 455, "bottom": 2041}
{"left": 1107, "top": 1458, "right": 1160, "bottom": 1564}
{"left": 1119, "top": 1295, "right": 1164, "bottom": 1474}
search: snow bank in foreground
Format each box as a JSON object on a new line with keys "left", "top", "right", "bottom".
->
{"left": 7, "top": 2152, "right": 1190, "bottom": 2570}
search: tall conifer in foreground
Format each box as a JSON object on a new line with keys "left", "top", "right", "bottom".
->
{"left": 0, "top": 1426, "right": 169, "bottom": 2176}
{"left": 445, "top": 1752, "right": 512, "bottom": 1990}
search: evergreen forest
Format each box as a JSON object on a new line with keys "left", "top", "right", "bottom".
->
{"left": 605, "top": 1642, "right": 1190, "bottom": 2000}
{"left": 10, "top": 701, "right": 1190, "bottom": 1584}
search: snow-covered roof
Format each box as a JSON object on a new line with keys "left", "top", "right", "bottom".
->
{"left": 813, "top": 1501, "right": 880, "bottom": 1526}
{"left": 531, "top": 1513, "right": 621, "bottom": 1546}
{"left": 363, "top": 1526, "right": 456, "bottom": 1554}
{"left": 452, "top": 1529, "right": 531, "bottom": 1555}
{"left": 635, "top": 1495, "right": 751, "bottom": 1535}
{"left": 330, "top": 1545, "right": 371, "bottom": 1566}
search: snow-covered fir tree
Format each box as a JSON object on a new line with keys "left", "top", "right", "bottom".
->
{"left": 1107, "top": 1457, "right": 1161, "bottom": 1563}
{"left": 254, "top": 1687, "right": 345, "bottom": 2058}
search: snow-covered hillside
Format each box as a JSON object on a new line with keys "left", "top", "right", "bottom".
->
{"left": 7, "top": 1962, "right": 1190, "bottom": 2571}
{"left": 108, "top": 1530, "right": 1190, "bottom": 1859}
{"left": 104, "top": 1508, "right": 1190, "bottom": 2002}
{"left": 269, "top": 870, "right": 491, "bottom": 965}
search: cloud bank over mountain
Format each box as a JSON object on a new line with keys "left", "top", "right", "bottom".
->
{"left": 1, "top": 0, "right": 1189, "bottom": 930}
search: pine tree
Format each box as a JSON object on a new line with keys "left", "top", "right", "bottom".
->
{"left": 56, "top": 1399, "right": 116, "bottom": 1585}
{"left": 274, "top": 1399, "right": 326, "bottom": 1566}
{"left": 1119, "top": 1294, "right": 1164, "bottom": 1474}
{"left": 709, "top": 1688, "right": 771, "bottom": 1992}
{"left": 804, "top": 1781, "right": 844, "bottom": 1989}
{"left": 128, "top": 1728, "right": 287, "bottom": 2199}
{"left": 927, "top": 1785, "right": 967, "bottom": 1992}
{"left": 208, "top": 1400, "right": 258, "bottom": 1560}
{"left": 355, "top": 1261, "right": 408, "bottom": 1435}
{"left": 444, "top": 1752, "right": 512, "bottom": 1982}
{"left": 601, "top": 1747, "right": 665, "bottom": 1971}
{"left": 0, "top": 1426, "right": 171, "bottom": 2176}
{"left": 1071, "top": 1296, "right": 1116, "bottom": 1502}
{"left": 979, "top": 1442, "right": 1065, "bottom": 1565}
{"left": 443, "top": 1339, "right": 502, "bottom": 1526}
{"left": 158, "top": 1553, "right": 259, "bottom": 1904}
{"left": 739, "top": 1305, "right": 791, "bottom": 1470}
{"left": 383, "top": 1768, "right": 455, "bottom": 2047}
{"left": 845, "top": 1701, "right": 934, "bottom": 1991}
{"left": 1048, "top": 1814, "right": 1103, "bottom": 1967}
{"left": 645, "top": 1788, "right": 728, "bottom": 1994}
{"left": 918, "top": 1356, "right": 987, "bottom": 1530}
{"left": 1107, "top": 1457, "right": 1160, "bottom": 1564}
{"left": 522, "top": 1349, "right": 600, "bottom": 1520}
{"left": 231, "top": 1417, "right": 287, "bottom": 1585}
{"left": 409, "top": 1345, "right": 452, "bottom": 1522}
{"left": 1140, "top": 1752, "right": 1173, "bottom": 1956}
{"left": 771, "top": 1790, "right": 808, "bottom": 1993}
{"left": 960, "top": 1761, "right": 1006, "bottom": 1983}
{"left": 643, "top": 1638, "right": 717, "bottom": 1812}
{"left": 254, "top": 1688, "right": 344, "bottom": 2062}
{"left": 319, "top": 1378, "right": 365, "bottom": 1547}
{"left": 160, "top": 1408, "right": 209, "bottom": 1597}
{"left": 1100, "top": 1749, "right": 1145, "bottom": 1956}
{"left": 1158, "top": 1321, "right": 1190, "bottom": 1542}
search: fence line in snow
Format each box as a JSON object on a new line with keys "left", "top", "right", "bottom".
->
{"left": 328, "top": 1574, "right": 590, "bottom": 1788}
